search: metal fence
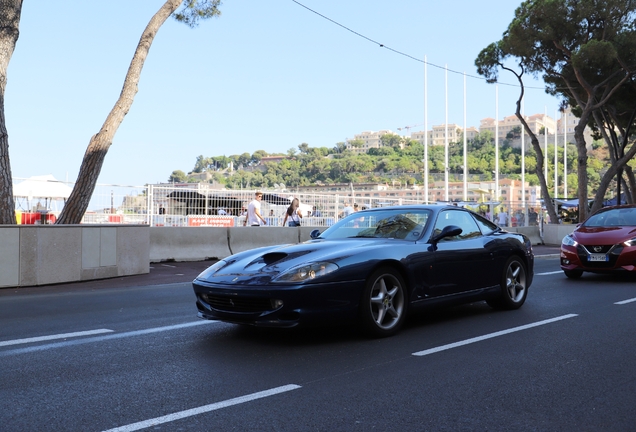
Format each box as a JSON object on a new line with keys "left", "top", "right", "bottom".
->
{"left": 12, "top": 178, "right": 546, "bottom": 228}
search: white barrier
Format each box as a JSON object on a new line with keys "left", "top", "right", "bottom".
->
{"left": 542, "top": 224, "right": 575, "bottom": 246}
{"left": 509, "top": 226, "right": 544, "bottom": 245}
{"left": 228, "top": 226, "right": 301, "bottom": 255}
{"left": 2, "top": 224, "right": 554, "bottom": 288}
{"left": 0, "top": 225, "right": 149, "bottom": 288}
{"left": 150, "top": 227, "right": 231, "bottom": 262}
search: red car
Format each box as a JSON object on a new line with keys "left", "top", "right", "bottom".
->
{"left": 561, "top": 204, "right": 636, "bottom": 278}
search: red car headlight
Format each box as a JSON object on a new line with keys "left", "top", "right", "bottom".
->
{"left": 562, "top": 234, "right": 578, "bottom": 248}
{"left": 623, "top": 237, "right": 636, "bottom": 247}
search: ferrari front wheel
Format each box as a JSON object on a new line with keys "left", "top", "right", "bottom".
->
{"left": 359, "top": 267, "right": 407, "bottom": 338}
{"left": 487, "top": 256, "right": 528, "bottom": 310}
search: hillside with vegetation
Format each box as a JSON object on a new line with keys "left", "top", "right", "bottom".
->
{"left": 168, "top": 131, "right": 621, "bottom": 199}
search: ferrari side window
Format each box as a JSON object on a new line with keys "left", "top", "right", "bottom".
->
{"left": 473, "top": 212, "right": 498, "bottom": 234}
{"left": 434, "top": 210, "right": 481, "bottom": 241}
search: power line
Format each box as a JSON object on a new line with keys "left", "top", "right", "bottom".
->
{"left": 290, "top": 0, "right": 546, "bottom": 90}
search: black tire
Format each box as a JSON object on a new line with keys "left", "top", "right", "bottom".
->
{"left": 487, "top": 256, "right": 528, "bottom": 310}
{"left": 564, "top": 269, "right": 583, "bottom": 279}
{"left": 358, "top": 267, "right": 407, "bottom": 338}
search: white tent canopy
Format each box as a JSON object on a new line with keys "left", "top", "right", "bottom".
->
{"left": 13, "top": 175, "right": 72, "bottom": 200}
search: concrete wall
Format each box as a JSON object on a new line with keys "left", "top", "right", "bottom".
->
{"left": 147, "top": 225, "right": 558, "bottom": 264}
{"left": 0, "top": 225, "right": 149, "bottom": 288}
{"left": 508, "top": 226, "right": 544, "bottom": 245}
{"left": 542, "top": 223, "right": 576, "bottom": 246}
{"left": 2, "top": 224, "right": 559, "bottom": 289}
{"left": 149, "top": 226, "right": 319, "bottom": 261}
{"left": 506, "top": 224, "right": 575, "bottom": 246}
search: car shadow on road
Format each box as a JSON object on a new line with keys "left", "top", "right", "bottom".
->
{"left": 403, "top": 301, "right": 495, "bottom": 329}
{"left": 192, "top": 301, "right": 503, "bottom": 352}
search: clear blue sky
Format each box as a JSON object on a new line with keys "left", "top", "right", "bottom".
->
{"left": 6, "top": 0, "right": 559, "bottom": 187}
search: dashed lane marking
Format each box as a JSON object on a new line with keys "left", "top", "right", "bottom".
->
{"left": 0, "top": 329, "right": 114, "bottom": 347}
{"left": 412, "top": 314, "right": 579, "bottom": 357}
{"left": 101, "top": 384, "right": 302, "bottom": 432}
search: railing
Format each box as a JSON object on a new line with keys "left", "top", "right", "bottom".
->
{"left": 12, "top": 178, "right": 546, "bottom": 228}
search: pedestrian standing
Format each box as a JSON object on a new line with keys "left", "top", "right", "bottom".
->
{"left": 244, "top": 191, "right": 267, "bottom": 226}
{"left": 497, "top": 210, "right": 508, "bottom": 227}
{"left": 283, "top": 198, "right": 303, "bottom": 227}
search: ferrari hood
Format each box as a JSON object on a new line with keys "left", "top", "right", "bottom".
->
{"left": 197, "top": 238, "right": 397, "bottom": 285}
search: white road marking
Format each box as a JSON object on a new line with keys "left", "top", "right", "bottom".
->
{"left": 0, "top": 321, "right": 218, "bottom": 356}
{"left": 536, "top": 270, "right": 563, "bottom": 275}
{"left": 101, "top": 384, "right": 302, "bottom": 432}
{"left": 0, "top": 329, "right": 114, "bottom": 347}
{"left": 412, "top": 314, "right": 578, "bottom": 357}
{"left": 615, "top": 297, "right": 636, "bottom": 305}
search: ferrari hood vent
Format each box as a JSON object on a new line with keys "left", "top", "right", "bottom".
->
{"left": 261, "top": 252, "right": 288, "bottom": 265}
{"left": 246, "top": 249, "right": 315, "bottom": 269}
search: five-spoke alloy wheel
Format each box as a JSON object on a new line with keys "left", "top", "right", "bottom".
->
{"left": 487, "top": 256, "right": 528, "bottom": 310}
{"left": 359, "top": 267, "right": 407, "bottom": 337}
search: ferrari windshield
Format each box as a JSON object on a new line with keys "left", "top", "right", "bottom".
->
{"left": 585, "top": 207, "right": 636, "bottom": 227}
{"left": 318, "top": 209, "right": 431, "bottom": 240}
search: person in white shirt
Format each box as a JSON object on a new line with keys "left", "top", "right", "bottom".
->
{"left": 244, "top": 191, "right": 267, "bottom": 226}
{"left": 341, "top": 202, "right": 354, "bottom": 219}
{"left": 497, "top": 210, "right": 508, "bottom": 227}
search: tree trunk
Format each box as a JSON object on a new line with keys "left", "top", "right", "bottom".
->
{"left": 573, "top": 120, "right": 590, "bottom": 222}
{"left": 625, "top": 166, "right": 636, "bottom": 204}
{"left": 0, "top": 0, "right": 23, "bottom": 225}
{"left": 56, "top": 0, "right": 183, "bottom": 224}
{"left": 588, "top": 107, "right": 636, "bottom": 214}
{"left": 503, "top": 64, "right": 559, "bottom": 224}
{"left": 514, "top": 113, "right": 558, "bottom": 225}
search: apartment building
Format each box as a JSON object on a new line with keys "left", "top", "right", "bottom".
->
{"left": 347, "top": 130, "right": 395, "bottom": 153}
{"left": 557, "top": 106, "right": 594, "bottom": 147}
{"left": 296, "top": 178, "right": 541, "bottom": 209}
{"left": 346, "top": 106, "right": 594, "bottom": 155}
{"left": 479, "top": 113, "right": 557, "bottom": 142}
{"left": 410, "top": 125, "right": 479, "bottom": 146}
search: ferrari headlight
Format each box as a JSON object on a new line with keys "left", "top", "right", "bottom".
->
{"left": 562, "top": 234, "right": 578, "bottom": 248}
{"left": 623, "top": 237, "right": 636, "bottom": 247}
{"left": 273, "top": 262, "right": 339, "bottom": 283}
{"left": 197, "top": 260, "right": 229, "bottom": 279}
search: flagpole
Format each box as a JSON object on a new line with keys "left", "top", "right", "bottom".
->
{"left": 544, "top": 107, "right": 548, "bottom": 190}
{"left": 554, "top": 109, "right": 559, "bottom": 199}
{"left": 444, "top": 65, "right": 449, "bottom": 202}
{"left": 463, "top": 72, "right": 467, "bottom": 201}
{"left": 521, "top": 96, "right": 526, "bottom": 224}
{"left": 495, "top": 85, "right": 499, "bottom": 202}
{"left": 564, "top": 117, "right": 567, "bottom": 199}
{"left": 424, "top": 56, "right": 429, "bottom": 204}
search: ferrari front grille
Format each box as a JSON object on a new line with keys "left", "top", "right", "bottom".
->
{"left": 201, "top": 294, "right": 274, "bottom": 313}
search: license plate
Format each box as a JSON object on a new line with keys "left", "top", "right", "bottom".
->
{"left": 588, "top": 253, "right": 609, "bottom": 262}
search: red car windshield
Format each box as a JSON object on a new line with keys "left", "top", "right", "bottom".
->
{"left": 585, "top": 208, "right": 636, "bottom": 227}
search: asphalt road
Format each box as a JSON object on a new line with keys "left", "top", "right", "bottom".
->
{"left": 1, "top": 249, "right": 635, "bottom": 432}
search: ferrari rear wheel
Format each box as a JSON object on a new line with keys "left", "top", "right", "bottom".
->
{"left": 487, "top": 256, "right": 528, "bottom": 310}
{"left": 564, "top": 269, "right": 583, "bottom": 279}
{"left": 359, "top": 267, "right": 407, "bottom": 338}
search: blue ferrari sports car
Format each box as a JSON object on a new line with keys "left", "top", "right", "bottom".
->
{"left": 192, "top": 205, "right": 534, "bottom": 337}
